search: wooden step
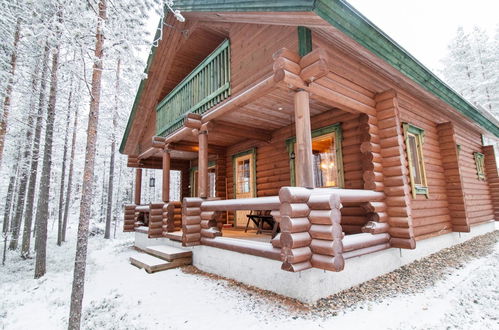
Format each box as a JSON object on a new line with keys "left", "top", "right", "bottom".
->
{"left": 130, "top": 253, "right": 191, "bottom": 273}
{"left": 165, "top": 231, "right": 182, "bottom": 242}
{"left": 145, "top": 245, "right": 192, "bottom": 261}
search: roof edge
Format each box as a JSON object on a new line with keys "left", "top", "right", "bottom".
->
{"left": 314, "top": 0, "right": 499, "bottom": 137}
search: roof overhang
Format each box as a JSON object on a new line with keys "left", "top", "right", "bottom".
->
{"left": 120, "top": 0, "right": 499, "bottom": 154}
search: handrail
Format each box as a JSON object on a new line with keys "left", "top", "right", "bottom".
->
{"left": 201, "top": 196, "right": 280, "bottom": 212}
{"left": 156, "top": 39, "right": 231, "bottom": 136}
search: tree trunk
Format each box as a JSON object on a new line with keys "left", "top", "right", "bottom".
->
{"left": 113, "top": 160, "right": 123, "bottom": 238}
{"left": 104, "top": 58, "right": 120, "bottom": 239}
{"left": 2, "top": 174, "right": 16, "bottom": 265}
{"left": 21, "top": 42, "right": 50, "bottom": 258}
{"left": 0, "top": 18, "right": 21, "bottom": 168}
{"left": 34, "top": 10, "right": 62, "bottom": 278}
{"left": 8, "top": 56, "right": 41, "bottom": 251}
{"left": 62, "top": 104, "right": 79, "bottom": 242}
{"left": 68, "top": 1, "right": 106, "bottom": 328}
{"left": 57, "top": 77, "right": 74, "bottom": 246}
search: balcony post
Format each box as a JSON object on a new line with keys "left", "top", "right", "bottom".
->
{"left": 294, "top": 89, "right": 315, "bottom": 188}
{"left": 198, "top": 123, "right": 209, "bottom": 198}
{"left": 134, "top": 168, "right": 142, "bottom": 205}
{"left": 162, "top": 147, "right": 171, "bottom": 203}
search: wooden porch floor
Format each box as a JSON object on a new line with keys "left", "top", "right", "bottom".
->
{"left": 163, "top": 228, "right": 272, "bottom": 243}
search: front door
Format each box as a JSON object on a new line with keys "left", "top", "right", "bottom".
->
{"left": 234, "top": 152, "right": 255, "bottom": 227}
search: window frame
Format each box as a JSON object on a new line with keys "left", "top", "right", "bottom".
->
{"left": 402, "top": 123, "right": 429, "bottom": 198}
{"left": 231, "top": 148, "right": 257, "bottom": 198}
{"left": 474, "top": 152, "right": 486, "bottom": 181}
{"left": 190, "top": 161, "right": 217, "bottom": 197}
{"left": 286, "top": 123, "right": 344, "bottom": 188}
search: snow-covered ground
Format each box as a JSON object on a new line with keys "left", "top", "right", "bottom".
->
{"left": 1, "top": 225, "right": 498, "bottom": 330}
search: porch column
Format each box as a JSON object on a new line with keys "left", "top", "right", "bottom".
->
{"left": 134, "top": 168, "right": 142, "bottom": 205}
{"left": 198, "top": 124, "right": 209, "bottom": 198}
{"left": 294, "top": 89, "right": 315, "bottom": 188}
{"left": 162, "top": 148, "right": 171, "bottom": 203}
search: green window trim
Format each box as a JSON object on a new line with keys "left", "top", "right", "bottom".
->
{"left": 474, "top": 152, "right": 486, "bottom": 181}
{"left": 286, "top": 123, "right": 344, "bottom": 188}
{"left": 189, "top": 161, "right": 216, "bottom": 197}
{"left": 402, "top": 123, "right": 429, "bottom": 198}
{"left": 231, "top": 148, "right": 257, "bottom": 198}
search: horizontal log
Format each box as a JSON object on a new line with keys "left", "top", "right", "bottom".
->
{"left": 280, "top": 203, "right": 309, "bottom": 217}
{"left": 183, "top": 225, "right": 201, "bottom": 234}
{"left": 280, "top": 216, "right": 311, "bottom": 233}
{"left": 310, "top": 239, "right": 340, "bottom": 256}
{"left": 361, "top": 221, "right": 390, "bottom": 234}
{"left": 342, "top": 233, "right": 390, "bottom": 252}
{"left": 390, "top": 237, "right": 416, "bottom": 249}
{"left": 273, "top": 56, "right": 301, "bottom": 75}
{"left": 310, "top": 254, "right": 344, "bottom": 272}
{"left": 309, "top": 224, "right": 335, "bottom": 240}
{"left": 280, "top": 232, "right": 311, "bottom": 249}
{"left": 200, "top": 228, "right": 222, "bottom": 238}
{"left": 281, "top": 261, "right": 312, "bottom": 272}
{"left": 201, "top": 237, "right": 281, "bottom": 261}
{"left": 282, "top": 246, "right": 312, "bottom": 264}
{"left": 309, "top": 209, "right": 342, "bottom": 225}
{"left": 342, "top": 243, "right": 390, "bottom": 259}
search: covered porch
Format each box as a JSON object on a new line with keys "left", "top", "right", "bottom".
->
{"left": 124, "top": 46, "right": 406, "bottom": 273}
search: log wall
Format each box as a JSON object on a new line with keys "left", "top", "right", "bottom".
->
{"left": 483, "top": 145, "right": 499, "bottom": 220}
{"left": 454, "top": 128, "right": 495, "bottom": 225}
{"left": 436, "top": 122, "right": 469, "bottom": 232}
{"left": 148, "top": 203, "right": 164, "bottom": 238}
{"left": 229, "top": 24, "right": 298, "bottom": 95}
{"left": 224, "top": 108, "right": 367, "bottom": 232}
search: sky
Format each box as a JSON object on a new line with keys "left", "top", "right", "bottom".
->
{"left": 347, "top": 0, "right": 499, "bottom": 72}
{"left": 146, "top": 1, "right": 499, "bottom": 74}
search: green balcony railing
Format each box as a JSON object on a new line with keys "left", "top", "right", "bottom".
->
{"left": 156, "top": 39, "right": 231, "bottom": 136}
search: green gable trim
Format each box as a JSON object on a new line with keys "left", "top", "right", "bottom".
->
{"left": 314, "top": 0, "right": 499, "bottom": 138}
{"left": 298, "top": 26, "right": 312, "bottom": 56}
{"left": 174, "top": 0, "right": 315, "bottom": 12}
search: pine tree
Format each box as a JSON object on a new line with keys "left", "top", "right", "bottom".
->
{"left": 68, "top": 0, "right": 107, "bottom": 327}
{"left": 20, "top": 42, "right": 50, "bottom": 258}
{"left": 34, "top": 6, "right": 63, "bottom": 279}
{"left": 0, "top": 17, "right": 21, "bottom": 168}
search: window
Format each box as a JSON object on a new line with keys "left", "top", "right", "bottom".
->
{"left": 287, "top": 124, "right": 344, "bottom": 188}
{"left": 191, "top": 163, "right": 216, "bottom": 197}
{"left": 403, "top": 123, "right": 428, "bottom": 198}
{"left": 474, "top": 152, "right": 486, "bottom": 181}
{"left": 232, "top": 149, "right": 256, "bottom": 198}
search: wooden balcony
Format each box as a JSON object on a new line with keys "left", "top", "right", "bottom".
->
{"left": 156, "top": 39, "right": 231, "bottom": 137}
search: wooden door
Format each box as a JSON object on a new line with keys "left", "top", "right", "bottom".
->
{"left": 234, "top": 153, "right": 255, "bottom": 227}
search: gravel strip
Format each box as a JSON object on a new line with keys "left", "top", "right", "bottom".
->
{"left": 182, "top": 230, "right": 498, "bottom": 318}
{"left": 312, "top": 230, "right": 498, "bottom": 314}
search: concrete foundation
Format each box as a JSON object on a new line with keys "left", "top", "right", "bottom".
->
{"left": 134, "top": 221, "right": 496, "bottom": 303}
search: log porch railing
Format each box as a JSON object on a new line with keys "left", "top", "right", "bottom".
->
{"left": 156, "top": 39, "right": 231, "bottom": 137}
{"left": 178, "top": 187, "right": 387, "bottom": 273}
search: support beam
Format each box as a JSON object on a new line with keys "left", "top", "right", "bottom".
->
{"left": 211, "top": 120, "right": 272, "bottom": 142}
{"left": 162, "top": 148, "right": 171, "bottom": 203}
{"left": 294, "top": 90, "right": 315, "bottom": 188}
{"left": 198, "top": 124, "right": 209, "bottom": 198}
{"left": 134, "top": 168, "right": 142, "bottom": 205}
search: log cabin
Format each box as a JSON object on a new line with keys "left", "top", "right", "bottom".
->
{"left": 120, "top": 0, "right": 499, "bottom": 302}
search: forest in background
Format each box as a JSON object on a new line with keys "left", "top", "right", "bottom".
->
{"left": 0, "top": 0, "right": 497, "bottom": 328}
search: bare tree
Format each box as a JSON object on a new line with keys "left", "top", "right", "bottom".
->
{"left": 68, "top": 0, "right": 107, "bottom": 328}
{"left": 0, "top": 18, "right": 21, "bottom": 168}
{"left": 34, "top": 8, "right": 63, "bottom": 278}
{"left": 21, "top": 42, "right": 50, "bottom": 258}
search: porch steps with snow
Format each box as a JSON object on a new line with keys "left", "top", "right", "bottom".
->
{"left": 130, "top": 245, "right": 192, "bottom": 273}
